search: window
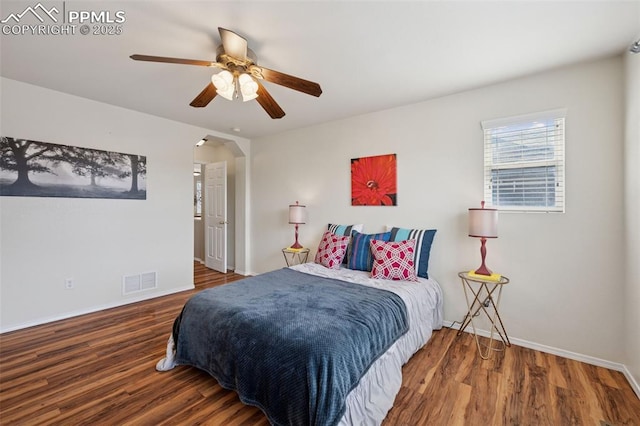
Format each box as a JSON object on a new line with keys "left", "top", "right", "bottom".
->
{"left": 481, "top": 109, "right": 566, "bottom": 212}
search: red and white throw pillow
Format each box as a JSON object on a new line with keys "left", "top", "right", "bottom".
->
{"left": 314, "top": 231, "right": 350, "bottom": 269}
{"left": 370, "top": 239, "right": 418, "bottom": 281}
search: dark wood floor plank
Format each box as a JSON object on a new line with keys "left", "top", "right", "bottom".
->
{"left": 1, "top": 262, "right": 639, "bottom": 425}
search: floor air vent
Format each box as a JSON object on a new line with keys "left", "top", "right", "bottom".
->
{"left": 122, "top": 271, "right": 157, "bottom": 295}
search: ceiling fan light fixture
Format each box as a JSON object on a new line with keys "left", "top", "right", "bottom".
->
{"left": 238, "top": 73, "right": 259, "bottom": 102}
{"left": 212, "top": 70, "right": 235, "bottom": 100}
{"left": 130, "top": 27, "right": 322, "bottom": 118}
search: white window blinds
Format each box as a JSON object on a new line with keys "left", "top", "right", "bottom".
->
{"left": 481, "top": 109, "right": 566, "bottom": 212}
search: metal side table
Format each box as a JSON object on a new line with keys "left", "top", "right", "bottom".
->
{"left": 457, "top": 271, "right": 511, "bottom": 359}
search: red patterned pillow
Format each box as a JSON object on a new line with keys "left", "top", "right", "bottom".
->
{"left": 314, "top": 231, "right": 350, "bottom": 269}
{"left": 370, "top": 239, "right": 418, "bottom": 281}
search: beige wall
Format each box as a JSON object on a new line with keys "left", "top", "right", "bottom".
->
{"left": 624, "top": 49, "right": 640, "bottom": 394}
{"left": 250, "top": 57, "right": 627, "bottom": 366}
{"left": 0, "top": 78, "right": 212, "bottom": 331}
{"left": 194, "top": 217, "right": 204, "bottom": 261}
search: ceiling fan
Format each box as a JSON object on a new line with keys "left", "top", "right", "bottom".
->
{"left": 130, "top": 27, "right": 322, "bottom": 119}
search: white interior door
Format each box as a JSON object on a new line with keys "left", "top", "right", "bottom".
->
{"left": 205, "top": 162, "right": 227, "bottom": 273}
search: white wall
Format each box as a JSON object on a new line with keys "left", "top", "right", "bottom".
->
{"left": 250, "top": 56, "right": 626, "bottom": 364}
{"left": 0, "top": 78, "right": 214, "bottom": 331}
{"left": 624, "top": 49, "right": 640, "bottom": 393}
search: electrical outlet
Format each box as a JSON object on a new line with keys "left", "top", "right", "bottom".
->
{"left": 65, "top": 278, "right": 74, "bottom": 289}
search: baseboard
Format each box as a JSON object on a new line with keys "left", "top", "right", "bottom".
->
{"left": 443, "top": 320, "right": 639, "bottom": 399}
{"left": 622, "top": 365, "right": 640, "bottom": 399}
{"left": 194, "top": 257, "right": 204, "bottom": 264}
{"left": 0, "top": 284, "right": 194, "bottom": 334}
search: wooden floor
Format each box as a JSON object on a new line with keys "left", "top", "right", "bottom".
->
{"left": 1, "top": 262, "right": 638, "bottom": 425}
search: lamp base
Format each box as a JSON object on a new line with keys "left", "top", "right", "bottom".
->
{"left": 473, "top": 264, "right": 493, "bottom": 276}
{"left": 474, "top": 237, "right": 494, "bottom": 276}
{"left": 289, "top": 222, "right": 303, "bottom": 250}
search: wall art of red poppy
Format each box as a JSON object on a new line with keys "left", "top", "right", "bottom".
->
{"left": 351, "top": 153, "right": 397, "bottom": 206}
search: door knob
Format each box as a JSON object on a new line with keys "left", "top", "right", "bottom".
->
{"left": 219, "top": 221, "right": 228, "bottom": 225}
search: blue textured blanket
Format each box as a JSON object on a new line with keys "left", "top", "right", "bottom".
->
{"left": 173, "top": 267, "right": 408, "bottom": 426}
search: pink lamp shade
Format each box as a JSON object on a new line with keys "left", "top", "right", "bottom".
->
{"left": 288, "top": 201, "right": 306, "bottom": 249}
{"left": 468, "top": 202, "right": 498, "bottom": 275}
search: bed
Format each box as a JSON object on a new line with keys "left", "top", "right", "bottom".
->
{"left": 156, "top": 228, "right": 443, "bottom": 426}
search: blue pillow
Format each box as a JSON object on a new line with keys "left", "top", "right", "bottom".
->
{"left": 388, "top": 227, "right": 437, "bottom": 278}
{"left": 327, "top": 223, "right": 363, "bottom": 237}
{"left": 347, "top": 230, "right": 392, "bottom": 271}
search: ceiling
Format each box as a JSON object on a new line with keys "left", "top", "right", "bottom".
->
{"left": 1, "top": 1, "right": 639, "bottom": 140}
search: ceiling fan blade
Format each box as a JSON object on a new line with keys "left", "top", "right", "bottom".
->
{"left": 218, "top": 27, "right": 247, "bottom": 61}
{"left": 255, "top": 81, "right": 285, "bottom": 119}
{"left": 130, "top": 54, "right": 214, "bottom": 67}
{"left": 190, "top": 82, "right": 217, "bottom": 108}
{"left": 252, "top": 66, "right": 322, "bottom": 97}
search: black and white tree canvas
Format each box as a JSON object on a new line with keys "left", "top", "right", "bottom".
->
{"left": 0, "top": 137, "right": 147, "bottom": 199}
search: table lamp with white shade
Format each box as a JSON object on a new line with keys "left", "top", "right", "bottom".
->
{"left": 468, "top": 201, "right": 498, "bottom": 277}
{"left": 288, "top": 201, "right": 306, "bottom": 249}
